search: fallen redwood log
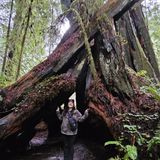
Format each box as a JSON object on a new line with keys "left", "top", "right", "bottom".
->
{"left": 0, "top": 0, "right": 160, "bottom": 158}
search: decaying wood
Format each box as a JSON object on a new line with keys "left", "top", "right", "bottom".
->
{"left": 116, "top": 11, "right": 158, "bottom": 81}
{"left": 130, "top": 5, "right": 160, "bottom": 80}
{"left": 0, "top": 0, "right": 160, "bottom": 158}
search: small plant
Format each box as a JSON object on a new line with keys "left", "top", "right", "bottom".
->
{"left": 141, "top": 85, "right": 160, "bottom": 101}
{"left": 146, "top": 136, "right": 160, "bottom": 159}
{"left": 137, "top": 70, "right": 160, "bottom": 101}
{"left": 147, "top": 136, "right": 160, "bottom": 151}
{"left": 123, "top": 124, "right": 146, "bottom": 146}
{"left": 136, "top": 70, "right": 147, "bottom": 77}
{"left": 105, "top": 140, "right": 138, "bottom": 160}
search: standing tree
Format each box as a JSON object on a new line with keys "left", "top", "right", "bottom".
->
{"left": 0, "top": 0, "right": 56, "bottom": 84}
{"left": 1, "top": 0, "right": 14, "bottom": 74}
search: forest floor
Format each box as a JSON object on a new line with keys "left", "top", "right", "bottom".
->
{"left": 2, "top": 130, "right": 108, "bottom": 160}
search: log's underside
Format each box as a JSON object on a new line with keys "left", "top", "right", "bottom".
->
{"left": 0, "top": 0, "right": 160, "bottom": 158}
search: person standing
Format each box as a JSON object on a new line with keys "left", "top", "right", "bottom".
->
{"left": 56, "top": 99, "right": 89, "bottom": 160}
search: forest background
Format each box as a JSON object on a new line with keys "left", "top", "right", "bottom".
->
{"left": 0, "top": 0, "right": 159, "bottom": 86}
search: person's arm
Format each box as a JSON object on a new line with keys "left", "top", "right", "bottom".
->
{"left": 74, "top": 109, "right": 89, "bottom": 122}
{"left": 56, "top": 107, "right": 63, "bottom": 121}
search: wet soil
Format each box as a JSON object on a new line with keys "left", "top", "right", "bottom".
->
{"left": 2, "top": 131, "right": 108, "bottom": 160}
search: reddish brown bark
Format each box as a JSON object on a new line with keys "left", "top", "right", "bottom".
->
{"left": 0, "top": 1, "right": 159, "bottom": 158}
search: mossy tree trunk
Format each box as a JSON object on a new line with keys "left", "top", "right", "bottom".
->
{"left": 0, "top": 0, "right": 159, "bottom": 158}
{"left": 116, "top": 6, "right": 159, "bottom": 82}
{"left": 130, "top": 5, "right": 160, "bottom": 80}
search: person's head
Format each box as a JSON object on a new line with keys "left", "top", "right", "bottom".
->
{"left": 67, "top": 99, "right": 75, "bottom": 109}
{"left": 64, "top": 99, "right": 75, "bottom": 113}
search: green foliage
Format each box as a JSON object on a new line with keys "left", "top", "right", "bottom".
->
{"left": 147, "top": 136, "right": 160, "bottom": 151}
{"left": 124, "top": 125, "right": 145, "bottom": 145}
{"left": 124, "top": 145, "right": 137, "bottom": 160}
{"left": 136, "top": 70, "right": 147, "bottom": 77}
{"left": 146, "top": 136, "right": 160, "bottom": 159}
{"left": 137, "top": 70, "right": 160, "bottom": 101}
{"left": 105, "top": 140, "right": 138, "bottom": 160}
{"left": 141, "top": 85, "right": 160, "bottom": 101}
{"left": 105, "top": 141, "right": 125, "bottom": 150}
{"left": 105, "top": 124, "right": 160, "bottom": 160}
{"left": 0, "top": 0, "right": 60, "bottom": 83}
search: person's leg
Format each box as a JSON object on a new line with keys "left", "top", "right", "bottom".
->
{"left": 63, "top": 134, "right": 70, "bottom": 160}
{"left": 68, "top": 135, "right": 76, "bottom": 160}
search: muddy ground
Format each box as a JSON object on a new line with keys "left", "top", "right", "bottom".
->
{"left": 2, "top": 130, "right": 110, "bottom": 160}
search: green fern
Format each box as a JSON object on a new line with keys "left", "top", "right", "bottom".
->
{"left": 105, "top": 141, "right": 125, "bottom": 150}
{"left": 105, "top": 140, "right": 138, "bottom": 160}
{"left": 141, "top": 85, "right": 160, "bottom": 101}
{"left": 124, "top": 145, "right": 137, "bottom": 160}
{"left": 137, "top": 70, "right": 160, "bottom": 101}
{"left": 147, "top": 136, "right": 160, "bottom": 151}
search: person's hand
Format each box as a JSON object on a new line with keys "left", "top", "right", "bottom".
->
{"left": 60, "top": 104, "right": 64, "bottom": 110}
{"left": 56, "top": 107, "right": 60, "bottom": 112}
{"left": 84, "top": 108, "right": 89, "bottom": 116}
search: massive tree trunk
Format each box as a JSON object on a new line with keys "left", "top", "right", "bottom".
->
{"left": 0, "top": 0, "right": 159, "bottom": 158}
{"left": 130, "top": 5, "right": 160, "bottom": 80}
{"left": 115, "top": 7, "right": 159, "bottom": 81}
